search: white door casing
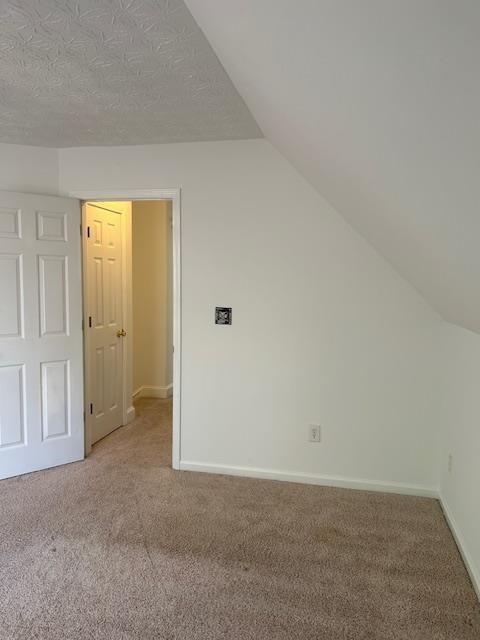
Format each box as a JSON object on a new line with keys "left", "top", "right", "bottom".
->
{"left": 0, "top": 190, "right": 84, "bottom": 481}
{"left": 84, "top": 202, "right": 128, "bottom": 444}
{"left": 69, "top": 188, "right": 181, "bottom": 470}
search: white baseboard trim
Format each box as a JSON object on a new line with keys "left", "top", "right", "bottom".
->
{"left": 133, "top": 384, "right": 173, "bottom": 399}
{"left": 440, "top": 497, "right": 480, "bottom": 601}
{"left": 125, "top": 405, "right": 136, "bottom": 424}
{"left": 179, "top": 461, "right": 438, "bottom": 498}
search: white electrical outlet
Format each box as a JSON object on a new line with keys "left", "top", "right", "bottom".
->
{"left": 448, "top": 453, "right": 453, "bottom": 473}
{"left": 309, "top": 424, "right": 321, "bottom": 442}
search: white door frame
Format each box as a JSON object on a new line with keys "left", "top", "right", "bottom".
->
{"left": 73, "top": 188, "right": 181, "bottom": 470}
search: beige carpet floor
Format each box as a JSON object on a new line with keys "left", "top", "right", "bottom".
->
{"left": 0, "top": 398, "right": 479, "bottom": 640}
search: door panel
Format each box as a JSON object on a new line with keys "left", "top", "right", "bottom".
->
{"left": 0, "top": 191, "right": 83, "bottom": 481}
{"left": 0, "top": 364, "right": 25, "bottom": 448}
{"left": 37, "top": 210, "right": 68, "bottom": 242}
{"left": 0, "top": 253, "right": 23, "bottom": 337}
{"left": 0, "top": 206, "right": 21, "bottom": 238}
{"left": 41, "top": 360, "right": 70, "bottom": 440}
{"left": 85, "top": 202, "right": 125, "bottom": 444}
{"left": 38, "top": 255, "right": 69, "bottom": 336}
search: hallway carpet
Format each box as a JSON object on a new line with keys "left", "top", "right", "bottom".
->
{"left": 0, "top": 398, "right": 479, "bottom": 640}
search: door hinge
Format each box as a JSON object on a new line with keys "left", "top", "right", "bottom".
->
{"left": 90, "top": 403, "right": 93, "bottom": 415}
{"left": 88, "top": 316, "right": 92, "bottom": 328}
{"left": 80, "top": 224, "right": 82, "bottom": 236}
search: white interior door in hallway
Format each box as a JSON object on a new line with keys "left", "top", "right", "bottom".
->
{"left": 0, "top": 190, "right": 84, "bottom": 480}
{"left": 84, "top": 202, "right": 128, "bottom": 444}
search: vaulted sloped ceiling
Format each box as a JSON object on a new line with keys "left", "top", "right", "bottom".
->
{"left": 185, "top": 0, "right": 480, "bottom": 334}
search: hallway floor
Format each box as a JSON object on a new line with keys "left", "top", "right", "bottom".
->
{"left": 0, "top": 398, "right": 479, "bottom": 639}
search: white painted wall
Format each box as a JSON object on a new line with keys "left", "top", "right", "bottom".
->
{"left": 132, "top": 200, "right": 173, "bottom": 396}
{"left": 186, "top": 0, "right": 480, "bottom": 335}
{"left": 0, "top": 143, "right": 58, "bottom": 194}
{"left": 440, "top": 323, "right": 480, "bottom": 597}
{"left": 59, "top": 139, "right": 443, "bottom": 494}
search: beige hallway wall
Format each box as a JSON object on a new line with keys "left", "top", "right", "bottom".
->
{"left": 132, "top": 200, "right": 173, "bottom": 397}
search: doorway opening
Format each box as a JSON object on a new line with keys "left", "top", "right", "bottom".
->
{"left": 81, "top": 195, "right": 179, "bottom": 468}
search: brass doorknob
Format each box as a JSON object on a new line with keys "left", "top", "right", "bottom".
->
{"left": 116, "top": 329, "right": 127, "bottom": 337}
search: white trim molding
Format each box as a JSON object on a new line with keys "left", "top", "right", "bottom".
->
{"left": 133, "top": 384, "right": 173, "bottom": 399}
{"left": 440, "top": 498, "right": 480, "bottom": 601}
{"left": 179, "top": 461, "right": 439, "bottom": 499}
{"left": 69, "top": 188, "right": 181, "bottom": 470}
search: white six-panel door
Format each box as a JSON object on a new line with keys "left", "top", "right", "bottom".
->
{"left": 0, "top": 191, "right": 84, "bottom": 480}
{"left": 84, "top": 202, "right": 125, "bottom": 444}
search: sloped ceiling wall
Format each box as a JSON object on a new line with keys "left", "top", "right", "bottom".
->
{"left": 185, "top": 0, "right": 480, "bottom": 334}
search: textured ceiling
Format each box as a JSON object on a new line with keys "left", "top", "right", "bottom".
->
{"left": 186, "top": 0, "right": 480, "bottom": 334}
{"left": 0, "top": 0, "right": 261, "bottom": 147}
